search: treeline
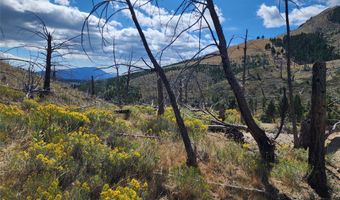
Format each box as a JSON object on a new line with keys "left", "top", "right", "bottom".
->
{"left": 270, "top": 32, "right": 339, "bottom": 64}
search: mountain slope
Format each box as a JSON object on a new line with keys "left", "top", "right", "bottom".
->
{"left": 0, "top": 62, "right": 99, "bottom": 105}
{"left": 54, "top": 67, "right": 115, "bottom": 81}
{"left": 87, "top": 6, "right": 340, "bottom": 113}
{"left": 292, "top": 6, "right": 340, "bottom": 53}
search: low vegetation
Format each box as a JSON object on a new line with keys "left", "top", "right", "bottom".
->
{"left": 0, "top": 93, "right": 338, "bottom": 199}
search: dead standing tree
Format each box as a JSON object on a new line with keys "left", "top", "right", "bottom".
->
{"left": 22, "top": 14, "right": 78, "bottom": 94}
{"left": 242, "top": 29, "right": 248, "bottom": 92}
{"left": 307, "top": 62, "right": 329, "bottom": 198}
{"left": 82, "top": 0, "right": 197, "bottom": 166}
{"left": 204, "top": 0, "right": 275, "bottom": 162}
{"left": 283, "top": 0, "right": 298, "bottom": 147}
{"left": 157, "top": 75, "right": 165, "bottom": 116}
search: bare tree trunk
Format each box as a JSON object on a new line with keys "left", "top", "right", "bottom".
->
{"left": 179, "top": 77, "right": 183, "bottom": 104}
{"left": 242, "top": 29, "right": 248, "bottom": 92}
{"left": 115, "top": 67, "right": 122, "bottom": 106}
{"left": 91, "top": 75, "right": 95, "bottom": 96}
{"left": 43, "top": 34, "right": 52, "bottom": 93}
{"left": 126, "top": 0, "right": 197, "bottom": 166}
{"left": 184, "top": 81, "right": 188, "bottom": 104}
{"left": 157, "top": 76, "right": 165, "bottom": 116}
{"left": 307, "top": 62, "right": 329, "bottom": 198}
{"left": 284, "top": 0, "right": 298, "bottom": 147}
{"left": 206, "top": 0, "right": 274, "bottom": 162}
{"left": 125, "top": 65, "right": 131, "bottom": 103}
{"left": 52, "top": 65, "right": 56, "bottom": 81}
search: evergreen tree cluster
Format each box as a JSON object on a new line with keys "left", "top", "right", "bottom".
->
{"left": 270, "top": 33, "right": 339, "bottom": 64}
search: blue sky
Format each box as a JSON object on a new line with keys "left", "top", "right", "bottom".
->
{"left": 0, "top": 0, "right": 339, "bottom": 73}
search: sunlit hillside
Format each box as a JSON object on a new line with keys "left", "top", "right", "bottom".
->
{"left": 1, "top": 1, "right": 340, "bottom": 200}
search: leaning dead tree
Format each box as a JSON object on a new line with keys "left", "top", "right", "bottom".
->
{"left": 82, "top": 0, "right": 197, "bottom": 166}
{"left": 307, "top": 62, "right": 329, "bottom": 198}
{"left": 204, "top": 0, "right": 275, "bottom": 162}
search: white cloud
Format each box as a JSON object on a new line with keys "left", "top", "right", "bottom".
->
{"left": 0, "top": 0, "right": 220, "bottom": 69}
{"left": 256, "top": 4, "right": 284, "bottom": 28}
{"left": 327, "top": 0, "right": 340, "bottom": 6}
{"left": 54, "top": 0, "right": 70, "bottom": 6}
{"left": 289, "top": 5, "right": 326, "bottom": 25}
{"left": 257, "top": 3, "right": 327, "bottom": 28}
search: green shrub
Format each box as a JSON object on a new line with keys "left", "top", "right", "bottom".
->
{"left": 22, "top": 98, "right": 40, "bottom": 110}
{"left": 139, "top": 116, "right": 176, "bottom": 136}
{"left": 0, "top": 85, "right": 25, "bottom": 101}
{"left": 224, "top": 109, "right": 242, "bottom": 124}
{"left": 164, "top": 108, "right": 207, "bottom": 140}
{"left": 29, "top": 104, "right": 89, "bottom": 140}
{"left": 8, "top": 130, "right": 150, "bottom": 199}
{"left": 271, "top": 145, "right": 308, "bottom": 188}
{"left": 167, "top": 166, "right": 211, "bottom": 200}
{"left": 216, "top": 141, "right": 261, "bottom": 175}
{"left": 100, "top": 179, "right": 148, "bottom": 200}
{"left": 0, "top": 103, "right": 27, "bottom": 143}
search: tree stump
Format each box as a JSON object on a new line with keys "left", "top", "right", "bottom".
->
{"left": 307, "top": 62, "right": 329, "bottom": 198}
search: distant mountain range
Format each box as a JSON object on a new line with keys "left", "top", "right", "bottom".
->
{"left": 44, "top": 67, "right": 115, "bottom": 81}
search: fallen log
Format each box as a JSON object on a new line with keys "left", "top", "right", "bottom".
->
{"left": 114, "top": 109, "right": 131, "bottom": 119}
{"left": 208, "top": 123, "right": 245, "bottom": 143}
{"left": 208, "top": 125, "right": 227, "bottom": 132}
{"left": 113, "top": 133, "right": 160, "bottom": 139}
{"left": 210, "top": 120, "right": 248, "bottom": 131}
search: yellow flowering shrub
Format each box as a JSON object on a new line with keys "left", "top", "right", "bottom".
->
{"left": 21, "top": 174, "right": 64, "bottom": 200}
{"left": 30, "top": 104, "right": 89, "bottom": 138}
{"left": 35, "top": 179, "right": 63, "bottom": 200}
{"left": 22, "top": 98, "right": 39, "bottom": 110}
{"left": 184, "top": 117, "right": 207, "bottom": 137}
{"left": 10, "top": 129, "right": 147, "bottom": 199}
{"left": 0, "top": 103, "right": 27, "bottom": 141}
{"left": 67, "top": 131, "right": 109, "bottom": 171}
{"left": 0, "top": 103, "right": 25, "bottom": 118}
{"left": 85, "top": 108, "right": 116, "bottom": 133}
{"left": 100, "top": 179, "right": 148, "bottom": 200}
{"left": 224, "top": 109, "right": 242, "bottom": 124}
{"left": 23, "top": 140, "right": 67, "bottom": 172}
{"left": 138, "top": 116, "right": 175, "bottom": 136}
{"left": 163, "top": 108, "right": 207, "bottom": 140}
{"left": 85, "top": 108, "right": 133, "bottom": 136}
{"left": 2, "top": 103, "right": 159, "bottom": 200}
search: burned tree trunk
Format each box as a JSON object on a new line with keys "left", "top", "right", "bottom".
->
{"left": 280, "top": 59, "right": 283, "bottom": 79}
{"left": 157, "top": 76, "right": 165, "bottom": 116}
{"left": 91, "top": 75, "right": 95, "bottom": 96}
{"left": 179, "top": 77, "right": 183, "bottom": 104}
{"left": 52, "top": 65, "right": 56, "bottom": 81}
{"left": 307, "top": 62, "right": 329, "bottom": 198}
{"left": 284, "top": 0, "right": 298, "bottom": 147}
{"left": 43, "top": 34, "right": 52, "bottom": 93}
{"left": 298, "top": 118, "right": 311, "bottom": 149}
{"left": 242, "top": 29, "right": 248, "bottom": 92}
{"left": 126, "top": 0, "right": 197, "bottom": 166}
{"left": 206, "top": 0, "right": 274, "bottom": 162}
